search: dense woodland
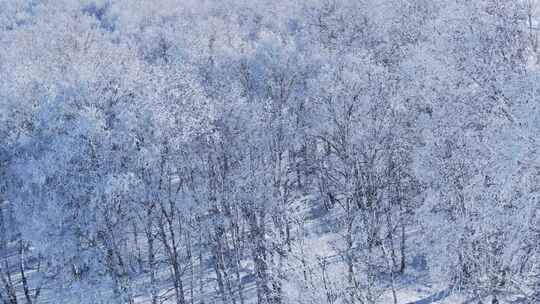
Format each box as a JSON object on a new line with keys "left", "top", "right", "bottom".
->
{"left": 1, "top": 0, "right": 540, "bottom": 303}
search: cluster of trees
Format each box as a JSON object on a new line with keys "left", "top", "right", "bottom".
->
{"left": 0, "top": 0, "right": 539, "bottom": 303}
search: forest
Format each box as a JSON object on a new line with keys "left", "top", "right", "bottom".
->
{"left": 0, "top": 0, "right": 540, "bottom": 303}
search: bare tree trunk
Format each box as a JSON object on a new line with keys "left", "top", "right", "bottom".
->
{"left": 132, "top": 222, "right": 143, "bottom": 273}
{"left": 186, "top": 227, "right": 195, "bottom": 304}
{"left": 381, "top": 243, "right": 398, "bottom": 304}
{"left": 212, "top": 241, "right": 228, "bottom": 304}
{"left": 248, "top": 209, "right": 271, "bottom": 304}
{"left": 0, "top": 204, "right": 18, "bottom": 304}
{"left": 198, "top": 228, "right": 205, "bottom": 304}
{"left": 231, "top": 220, "right": 245, "bottom": 304}
{"left": 399, "top": 221, "right": 406, "bottom": 274}
{"left": 18, "top": 241, "right": 32, "bottom": 304}
{"left": 145, "top": 205, "right": 159, "bottom": 304}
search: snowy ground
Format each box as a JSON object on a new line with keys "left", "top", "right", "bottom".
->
{"left": 6, "top": 195, "right": 505, "bottom": 304}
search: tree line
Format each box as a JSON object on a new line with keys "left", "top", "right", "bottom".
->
{"left": 0, "top": 0, "right": 539, "bottom": 303}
